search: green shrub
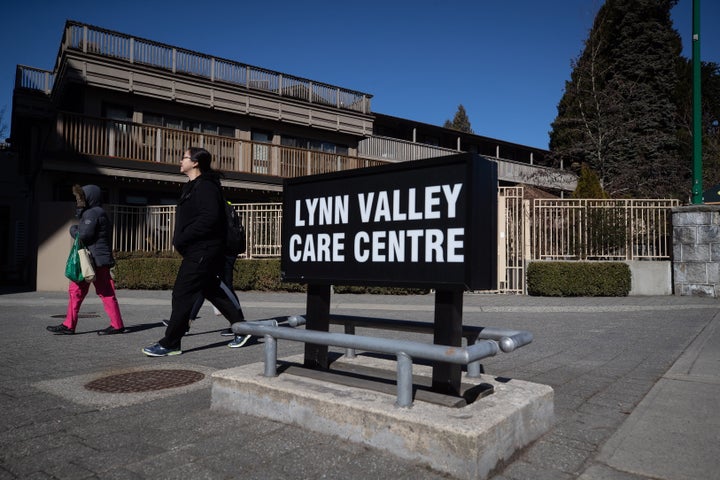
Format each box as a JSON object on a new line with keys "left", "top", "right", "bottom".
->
{"left": 114, "top": 254, "right": 301, "bottom": 292}
{"left": 526, "top": 261, "right": 630, "bottom": 297}
{"left": 114, "top": 257, "right": 182, "bottom": 289}
{"left": 114, "top": 253, "right": 428, "bottom": 294}
{"left": 242, "top": 258, "right": 305, "bottom": 292}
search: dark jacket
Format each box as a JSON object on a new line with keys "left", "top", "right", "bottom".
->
{"left": 173, "top": 174, "right": 225, "bottom": 260}
{"left": 69, "top": 185, "right": 115, "bottom": 267}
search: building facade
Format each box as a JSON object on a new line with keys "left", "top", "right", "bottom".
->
{"left": 5, "top": 20, "right": 575, "bottom": 290}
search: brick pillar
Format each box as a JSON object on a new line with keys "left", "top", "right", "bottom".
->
{"left": 672, "top": 205, "right": 720, "bottom": 296}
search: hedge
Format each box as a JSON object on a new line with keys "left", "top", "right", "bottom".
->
{"left": 113, "top": 252, "right": 426, "bottom": 294}
{"left": 526, "top": 261, "right": 630, "bottom": 297}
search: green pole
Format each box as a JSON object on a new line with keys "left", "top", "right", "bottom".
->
{"left": 691, "top": 0, "right": 703, "bottom": 204}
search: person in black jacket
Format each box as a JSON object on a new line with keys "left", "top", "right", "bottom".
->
{"left": 142, "top": 147, "right": 248, "bottom": 356}
{"left": 47, "top": 184, "right": 126, "bottom": 335}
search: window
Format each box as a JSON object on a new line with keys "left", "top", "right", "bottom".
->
{"left": 103, "top": 104, "right": 132, "bottom": 122}
{"left": 143, "top": 112, "right": 233, "bottom": 137}
{"left": 283, "top": 135, "right": 347, "bottom": 155}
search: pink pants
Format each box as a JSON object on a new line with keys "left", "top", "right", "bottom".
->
{"left": 64, "top": 266, "right": 124, "bottom": 330}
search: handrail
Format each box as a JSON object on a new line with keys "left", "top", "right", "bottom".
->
{"left": 231, "top": 319, "right": 501, "bottom": 408}
{"left": 329, "top": 314, "right": 532, "bottom": 378}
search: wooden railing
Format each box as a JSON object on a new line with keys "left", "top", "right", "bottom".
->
{"left": 61, "top": 21, "right": 371, "bottom": 114}
{"left": 15, "top": 65, "right": 54, "bottom": 93}
{"left": 358, "top": 135, "right": 458, "bottom": 162}
{"left": 359, "top": 135, "right": 577, "bottom": 191}
{"left": 58, "top": 112, "right": 386, "bottom": 177}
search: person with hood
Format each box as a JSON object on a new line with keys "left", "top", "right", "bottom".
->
{"left": 47, "top": 184, "right": 126, "bottom": 335}
{"left": 142, "top": 147, "right": 249, "bottom": 357}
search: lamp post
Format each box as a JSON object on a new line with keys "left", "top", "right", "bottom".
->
{"left": 691, "top": 0, "right": 702, "bottom": 204}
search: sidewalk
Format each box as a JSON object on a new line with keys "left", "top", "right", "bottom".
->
{"left": 0, "top": 290, "right": 717, "bottom": 479}
{"left": 580, "top": 303, "right": 720, "bottom": 480}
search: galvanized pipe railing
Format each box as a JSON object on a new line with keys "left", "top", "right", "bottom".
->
{"left": 232, "top": 317, "right": 501, "bottom": 408}
{"left": 329, "top": 314, "right": 533, "bottom": 376}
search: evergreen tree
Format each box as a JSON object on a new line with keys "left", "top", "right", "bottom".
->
{"left": 549, "top": 0, "right": 683, "bottom": 199}
{"left": 573, "top": 163, "right": 609, "bottom": 198}
{"left": 675, "top": 61, "right": 720, "bottom": 191}
{"left": 443, "top": 104, "right": 473, "bottom": 133}
{"left": 0, "top": 106, "right": 6, "bottom": 142}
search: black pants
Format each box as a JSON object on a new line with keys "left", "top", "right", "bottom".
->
{"left": 189, "top": 254, "right": 238, "bottom": 319}
{"left": 160, "top": 252, "right": 244, "bottom": 349}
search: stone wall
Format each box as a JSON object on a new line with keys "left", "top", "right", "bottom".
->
{"left": 672, "top": 205, "right": 720, "bottom": 297}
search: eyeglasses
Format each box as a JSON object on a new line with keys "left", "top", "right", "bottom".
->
{"left": 182, "top": 156, "right": 192, "bottom": 160}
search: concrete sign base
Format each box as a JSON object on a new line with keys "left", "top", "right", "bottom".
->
{"left": 211, "top": 355, "right": 554, "bottom": 480}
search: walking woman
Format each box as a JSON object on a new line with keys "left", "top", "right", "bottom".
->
{"left": 47, "top": 184, "right": 126, "bottom": 335}
{"left": 142, "top": 147, "right": 248, "bottom": 356}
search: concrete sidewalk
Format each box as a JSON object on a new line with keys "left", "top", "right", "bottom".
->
{"left": 580, "top": 304, "right": 720, "bottom": 480}
{"left": 0, "top": 289, "right": 718, "bottom": 479}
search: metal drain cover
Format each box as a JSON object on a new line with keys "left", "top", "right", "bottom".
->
{"left": 84, "top": 369, "right": 205, "bottom": 393}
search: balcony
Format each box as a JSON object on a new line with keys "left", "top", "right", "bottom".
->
{"left": 40, "top": 21, "right": 373, "bottom": 137}
{"left": 50, "top": 112, "right": 576, "bottom": 192}
{"left": 359, "top": 135, "right": 577, "bottom": 191}
{"left": 60, "top": 21, "right": 371, "bottom": 113}
{"left": 54, "top": 112, "right": 386, "bottom": 185}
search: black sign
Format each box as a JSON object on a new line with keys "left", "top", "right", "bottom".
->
{"left": 281, "top": 153, "right": 497, "bottom": 290}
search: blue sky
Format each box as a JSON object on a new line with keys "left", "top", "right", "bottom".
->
{"left": 1, "top": 0, "right": 718, "bottom": 149}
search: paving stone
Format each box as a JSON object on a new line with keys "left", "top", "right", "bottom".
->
{"left": 0, "top": 291, "right": 716, "bottom": 480}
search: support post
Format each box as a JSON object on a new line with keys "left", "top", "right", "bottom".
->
{"left": 264, "top": 335, "right": 277, "bottom": 377}
{"left": 304, "top": 283, "right": 331, "bottom": 369}
{"left": 396, "top": 352, "right": 413, "bottom": 408}
{"left": 691, "top": 0, "right": 703, "bottom": 204}
{"left": 432, "top": 289, "right": 463, "bottom": 395}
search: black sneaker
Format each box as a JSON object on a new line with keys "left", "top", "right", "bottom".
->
{"left": 220, "top": 328, "right": 234, "bottom": 336}
{"left": 142, "top": 343, "right": 182, "bottom": 357}
{"left": 97, "top": 326, "right": 124, "bottom": 335}
{"left": 47, "top": 324, "right": 74, "bottom": 335}
{"left": 228, "top": 334, "right": 252, "bottom": 348}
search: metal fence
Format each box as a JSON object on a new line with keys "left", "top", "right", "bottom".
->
{"left": 109, "top": 199, "right": 678, "bottom": 273}
{"left": 531, "top": 198, "right": 679, "bottom": 261}
{"left": 497, "top": 187, "right": 527, "bottom": 294}
{"left": 107, "top": 203, "right": 283, "bottom": 258}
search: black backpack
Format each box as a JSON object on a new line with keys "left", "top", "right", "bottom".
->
{"left": 224, "top": 201, "right": 246, "bottom": 255}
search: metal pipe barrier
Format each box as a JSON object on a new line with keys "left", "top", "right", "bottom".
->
{"left": 232, "top": 317, "right": 501, "bottom": 408}
{"left": 329, "top": 314, "right": 533, "bottom": 377}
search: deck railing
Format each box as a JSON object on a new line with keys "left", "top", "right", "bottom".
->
{"left": 15, "top": 65, "right": 54, "bottom": 93}
{"left": 60, "top": 21, "right": 371, "bottom": 114}
{"left": 358, "top": 135, "right": 459, "bottom": 162}
{"left": 59, "top": 112, "right": 386, "bottom": 176}
{"left": 532, "top": 199, "right": 679, "bottom": 260}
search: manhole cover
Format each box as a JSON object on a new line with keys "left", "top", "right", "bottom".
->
{"left": 84, "top": 369, "right": 205, "bottom": 393}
